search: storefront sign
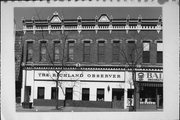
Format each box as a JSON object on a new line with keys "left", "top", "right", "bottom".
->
{"left": 35, "top": 71, "right": 124, "bottom": 81}
{"left": 136, "top": 72, "right": 163, "bottom": 82}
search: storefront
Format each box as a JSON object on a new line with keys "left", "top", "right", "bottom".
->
{"left": 21, "top": 67, "right": 163, "bottom": 109}
{"left": 21, "top": 68, "right": 129, "bottom": 108}
{"left": 136, "top": 72, "right": 163, "bottom": 109}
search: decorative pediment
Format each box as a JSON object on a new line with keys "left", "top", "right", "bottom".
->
{"left": 98, "top": 14, "right": 110, "bottom": 22}
{"left": 51, "top": 16, "right": 61, "bottom": 23}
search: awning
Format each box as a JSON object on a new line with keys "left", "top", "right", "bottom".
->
{"left": 139, "top": 82, "right": 163, "bottom": 87}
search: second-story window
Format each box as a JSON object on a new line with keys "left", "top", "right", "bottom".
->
{"left": 98, "top": 41, "right": 105, "bottom": 62}
{"left": 40, "top": 41, "right": 47, "bottom": 62}
{"left": 67, "top": 41, "right": 75, "bottom": 62}
{"left": 83, "top": 41, "right": 90, "bottom": 62}
{"left": 157, "top": 41, "right": 163, "bottom": 63}
{"left": 112, "top": 41, "right": 120, "bottom": 62}
{"left": 142, "top": 41, "right": 150, "bottom": 63}
{"left": 127, "top": 41, "right": 136, "bottom": 63}
{"left": 26, "top": 41, "right": 33, "bottom": 62}
{"left": 54, "top": 41, "right": 60, "bottom": 62}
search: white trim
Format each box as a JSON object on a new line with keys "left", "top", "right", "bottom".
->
{"left": 81, "top": 39, "right": 93, "bottom": 43}
{"left": 154, "top": 39, "right": 163, "bottom": 43}
{"left": 126, "top": 39, "right": 137, "bottom": 43}
{"left": 66, "top": 39, "right": 76, "bottom": 43}
{"left": 96, "top": 39, "right": 107, "bottom": 43}
{"left": 141, "top": 39, "right": 153, "bottom": 43}
{"left": 111, "top": 39, "right": 122, "bottom": 43}
{"left": 25, "top": 39, "right": 35, "bottom": 42}
{"left": 52, "top": 39, "right": 62, "bottom": 43}
{"left": 38, "top": 39, "right": 48, "bottom": 43}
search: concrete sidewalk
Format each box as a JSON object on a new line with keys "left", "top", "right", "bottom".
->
{"left": 16, "top": 104, "right": 162, "bottom": 112}
{"left": 16, "top": 104, "right": 128, "bottom": 112}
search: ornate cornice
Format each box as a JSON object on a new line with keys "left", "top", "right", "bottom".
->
{"left": 22, "top": 12, "right": 162, "bottom": 34}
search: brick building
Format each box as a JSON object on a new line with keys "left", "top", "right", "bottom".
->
{"left": 17, "top": 12, "right": 163, "bottom": 109}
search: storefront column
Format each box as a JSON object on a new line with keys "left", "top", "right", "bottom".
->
{"left": 73, "top": 82, "right": 81, "bottom": 101}
{"left": 59, "top": 87, "right": 65, "bottom": 100}
{"left": 124, "top": 87, "right": 128, "bottom": 109}
{"left": 90, "top": 88, "right": 96, "bottom": 101}
{"left": 21, "top": 70, "right": 26, "bottom": 103}
{"left": 156, "top": 88, "right": 159, "bottom": 108}
{"left": 134, "top": 82, "right": 140, "bottom": 110}
{"left": 30, "top": 69, "right": 35, "bottom": 103}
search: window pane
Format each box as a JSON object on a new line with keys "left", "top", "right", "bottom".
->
{"left": 112, "top": 42, "right": 120, "bottom": 62}
{"left": 51, "top": 87, "right": 58, "bottom": 99}
{"left": 157, "top": 51, "right": 163, "bottom": 63}
{"left": 68, "top": 42, "right": 74, "bottom": 62}
{"left": 97, "top": 89, "right": 104, "bottom": 101}
{"left": 143, "top": 42, "right": 150, "bottom": 51}
{"left": 143, "top": 51, "right": 150, "bottom": 63}
{"left": 82, "top": 88, "right": 89, "bottom": 101}
{"left": 84, "top": 54, "right": 90, "bottom": 62}
{"left": 83, "top": 42, "right": 90, "bottom": 62}
{"left": 98, "top": 54, "right": 104, "bottom": 62}
{"left": 37, "top": 87, "right": 44, "bottom": 99}
{"left": 98, "top": 41, "right": 105, "bottom": 62}
{"left": 54, "top": 42, "right": 60, "bottom": 61}
{"left": 65, "top": 88, "right": 73, "bottom": 100}
{"left": 40, "top": 42, "right": 47, "bottom": 62}
{"left": 112, "top": 54, "right": 119, "bottom": 62}
{"left": 27, "top": 42, "right": 33, "bottom": 62}
{"left": 127, "top": 42, "right": 136, "bottom": 62}
{"left": 157, "top": 42, "right": 163, "bottom": 51}
{"left": 128, "top": 89, "right": 134, "bottom": 98}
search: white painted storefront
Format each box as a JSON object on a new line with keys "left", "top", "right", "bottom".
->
{"left": 21, "top": 69, "right": 162, "bottom": 109}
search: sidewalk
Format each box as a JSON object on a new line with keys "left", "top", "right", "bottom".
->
{"left": 16, "top": 104, "right": 128, "bottom": 112}
{"left": 16, "top": 104, "right": 162, "bottom": 112}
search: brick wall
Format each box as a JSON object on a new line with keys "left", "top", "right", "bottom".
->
{"left": 22, "top": 30, "right": 162, "bottom": 66}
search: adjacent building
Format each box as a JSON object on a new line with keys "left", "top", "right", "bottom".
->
{"left": 16, "top": 11, "right": 163, "bottom": 109}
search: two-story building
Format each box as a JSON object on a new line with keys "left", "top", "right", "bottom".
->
{"left": 17, "top": 11, "right": 163, "bottom": 109}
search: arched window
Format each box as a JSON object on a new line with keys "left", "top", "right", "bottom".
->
{"left": 53, "top": 41, "right": 61, "bottom": 62}
{"left": 26, "top": 41, "right": 34, "bottom": 62}
{"left": 67, "top": 40, "right": 76, "bottom": 62}
{"left": 112, "top": 40, "right": 121, "bottom": 62}
{"left": 142, "top": 41, "right": 151, "bottom": 63}
{"left": 82, "top": 40, "right": 92, "bottom": 62}
{"left": 97, "top": 40, "right": 106, "bottom": 62}
{"left": 39, "top": 41, "right": 47, "bottom": 62}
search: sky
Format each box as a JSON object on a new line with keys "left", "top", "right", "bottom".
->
{"left": 14, "top": 7, "right": 162, "bottom": 30}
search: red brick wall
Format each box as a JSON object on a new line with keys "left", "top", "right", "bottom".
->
{"left": 22, "top": 30, "right": 162, "bottom": 66}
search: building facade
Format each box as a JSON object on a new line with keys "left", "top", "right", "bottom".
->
{"left": 18, "top": 12, "right": 163, "bottom": 109}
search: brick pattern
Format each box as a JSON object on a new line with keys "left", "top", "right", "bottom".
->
{"left": 21, "top": 30, "right": 162, "bottom": 66}
{"left": 15, "top": 31, "right": 23, "bottom": 82}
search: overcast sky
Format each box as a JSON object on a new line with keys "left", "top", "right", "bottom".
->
{"left": 14, "top": 7, "right": 162, "bottom": 30}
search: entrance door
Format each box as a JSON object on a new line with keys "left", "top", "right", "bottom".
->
{"left": 24, "top": 86, "right": 31, "bottom": 102}
{"left": 112, "top": 88, "right": 124, "bottom": 108}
